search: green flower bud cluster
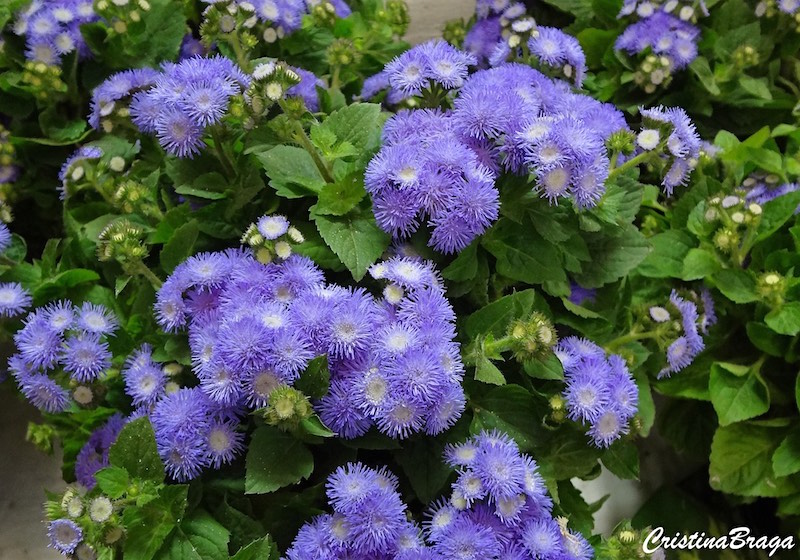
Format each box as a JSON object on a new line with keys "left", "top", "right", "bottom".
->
{"left": 97, "top": 219, "right": 149, "bottom": 265}
{"left": 260, "top": 386, "right": 314, "bottom": 429}
{"left": 634, "top": 54, "right": 673, "bottom": 94}
{"left": 245, "top": 61, "right": 302, "bottom": 122}
{"left": 326, "top": 38, "right": 361, "bottom": 67}
{"left": 95, "top": 0, "right": 152, "bottom": 35}
{"left": 377, "top": 0, "right": 411, "bottom": 36}
{"left": 21, "top": 61, "right": 67, "bottom": 102}
{"left": 732, "top": 44, "right": 759, "bottom": 69}
{"left": 241, "top": 215, "right": 305, "bottom": 265}
{"left": 507, "top": 312, "right": 558, "bottom": 362}
{"left": 310, "top": 0, "right": 340, "bottom": 27}
{"left": 442, "top": 19, "right": 467, "bottom": 47}
{"left": 704, "top": 193, "right": 762, "bottom": 257}
{"left": 756, "top": 271, "right": 787, "bottom": 306}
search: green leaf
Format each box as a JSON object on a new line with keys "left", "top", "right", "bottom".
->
{"left": 230, "top": 537, "right": 279, "bottom": 560}
{"left": 130, "top": 0, "right": 186, "bottom": 67}
{"left": 746, "top": 321, "right": 789, "bottom": 357}
{"left": 470, "top": 385, "right": 548, "bottom": 452}
{"left": 299, "top": 416, "right": 335, "bottom": 438}
{"left": 442, "top": 242, "right": 478, "bottom": 282}
{"left": 482, "top": 218, "right": 566, "bottom": 285}
{"left": 575, "top": 225, "right": 650, "bottom": 288}
{"left": 773, "top": 429, "right": 800, "bottom": 477}
{"left": 601, "top": 442, "right": 640, "bottom": 480}
{"left": 637, "top": 231, "right": 693, "bottom": 278}
{"left": 765, "top": 302, "right": 800, "bottom": 336}
{"left": 394, "top": 437, "right": 453, "bottom": 504}
{"left": 523, "top": 354, "right": 564, "bottom": 380}
{"left": 316, "top": 103, "right": 383, "bottom": 154}
{"left": 709, "top": 422, "right": 799, "bottom": 497}
{"left": 465, "top": 289, "right": 540, "bottom": 339}
{"left": 295, "top": 355, "right": 330, "bottom": 400}
{"left": 313, "top": 209, "right": 390, "bottom": 281}
{"left": 256, "top": 145, "right": 326, "bottom": 198}
{"left": 94, "top": 466, "right": 130, "bottom": 499}
{"left": 245, "top": 426, "right": 314, "bottom": 494}
{"left": 123, "top": 485, "right": 188, "bottom": 560}
{"left": 712, "top": 269, "right": 758, "bottom": 303}
{"left": 108, "top": 418, "right": 165, "bottom": 483}
{"left": 314, "top": 174, "right": 366, "bottom": 216}
{"left": 156, "top": 510, "right": 230, "bottom": 560}
{"left": 681, "top": 248, "right": 719, "bottom": 280}
{"left": 474, "top": 355, "right": 507, "bottom": 385}
{"left": 160, "top": 220, "right": 199, "bottom": 274}
{"left": 755, "top": 191, "right": 800, "bottom": 243}
{"left": 709, "top": 363, "right": 769, "bottom": 426}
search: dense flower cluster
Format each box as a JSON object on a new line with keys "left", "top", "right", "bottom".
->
{"left": 74, "top": 414, "right": 126, "bottom": 489}
{"left": 616, "top": 13, "right": 700, "bottom": 70}
{"left": 152, "top": 216, "right": 464, "bottom": 447}
{"left": 9, "top": 301, "right": 118, "bottom": 413}
{"left": 755, "top": 0, "right": 800, "bottom": 21}
{"left": 0, "top": 222, "right": 11, "bottom": 253}
{"left": 365, "top": 60, "right": 632, "bottom": 252}
{"left": 127, "top": 56, "right": 250, "bottom": 157}
{"left": 435, "top": 431, "right": 593, "bottom": 559}
{"left": 742, "top": 173, "right": 800, "bottom": 212}
{"left": 361, "top": 40, "right": 477, "bottom": 103}
{"left": 284, "top": 463, "right": 412, "bottom": 560}
{"left": 88, "top": 68, "right": 161, "bottom": 132}
{"left": 202, "top": 0, "right": 350, "bottom": 37}
{"left": 47, "top": 518, "right": 83, "bottom": 555}
{"left": 649, "top": 289, "right": 715, "bottom": 377}
{"left": 59, "top": 145, "right": 104, "bottom": 199}
{"left": 638, "top": 105, "right": 701, "bottom": 193}
{"left": 284, "top": 432, "right": 594, "bottom": 560}
{"left": 555, "top": 337, "right": 639, "bottom": 447}
{"left": 526, "top": 27, "right": 587, "bottom": 87}
{"left": 366, "top": 109, "right": 500, "bottom": 253}
{"left": 618, "top": 0, "right": 709, "bottom": 22}
{"left": 150, "top": 387, "right": 245, "bottom": 481}
{"left": 13, "top": 0, "right": 98, "bottom": 64}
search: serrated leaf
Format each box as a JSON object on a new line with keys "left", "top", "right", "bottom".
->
{"left": 475, "top": 355, "right": 506, "bottom": 385}
{"left": 256, "top": 145, "right": 327, "bottom": 199}
{"left": 773, "top": 430, "right": 800, "bottom": 478}
{"left": 314, "top": 174, "right": 366, "bottom": 216}
{"left": 94, "top": 466, "right": 130, "bottom": 499}
{"left": 156, "top": 510, "right": 230, "bottom": 560}
{"left": 108, "top": 417, "right": 165, "bottom": 483}
{"left": 709, "top": 363, "right": 770, "bottom": 426}
{"left": 712, "top": 269, "right": 758, "bottom": 303}
{"left": 245, "top": 426, "right": 314, "bottom": 494}
{"left": 576, "top": 225, "right": 650, "bottom": 288}
{"left": 765, "top": 302, "right": 800, "bottom": 336}
{"left": 313, "top": 209, "right": 390, "bottom": 281}
{"left": 160, "top": 220, "right": 199, "bottom": 274}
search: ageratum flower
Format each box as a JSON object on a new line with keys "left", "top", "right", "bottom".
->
{"left": 619, "top": 0, "right": 709, "bottom": 21}
{"left": 366, "top": 108, "right": 499, "bottom": 253}
{"left": 9, "top": 301, "right": 118, "bottom": 411}
{"left": 0, "top": 282, "right": 32, "bottom": 317}
{"left": 743, "top": 172, "right": 800, "bottom": 214}
{"left": 47, "top": 518, "right": 83, "bottom": 555}
{"left": 639, "top": 105, "right": 701, "bottom": 194}
{"left": 385, "top": 40, "right": 477, "bottom": 96}
{"left": 121, "top": 344, "right": 167, "bottom": 407}
{"left": 0, "top": 223, "right": 11, "bottom": 253}
{"left": 13, "top": 0, "right": 98, "bottom": 63}
{"left": 555, "top": 337, "right": 639, "bottom": 447}
{"left": 655, "top": 289, "right": 712, "bottom": 377}
{"left": 147, "top": 216, "right": 464, "bottom": 479}
{"left": 616, "top": 13, "right": 701, "bottom": 71}
{"left": 464, "top": 17, "right": 503, "bottom": 65}
{"left": 74, "top": 414, "right": 126, "bottom": 489}
{"left": 527, "top": 27, "right": 587, "bottom": 86}
{"left": 59, "top": 146, "right": 103, "bottom": 199}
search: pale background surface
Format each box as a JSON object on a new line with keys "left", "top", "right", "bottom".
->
{"left": 0, "top": 1, "right": 648, "bottom": 558}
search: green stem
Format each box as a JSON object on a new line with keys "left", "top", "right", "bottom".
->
{"left": 483, "top": 335, "right": 513, "bottom": 356}
{"left": 331, "top": 65, "right": 341, "bottom": 91}
{"left": 605, "top": 330, "right": 657, "bottom": 352}
{"left": 291, "top": 120, "right": 335, "bottom": 184}
{"left": 131, "top": 260, "right": 163, "bottom": 290}
{"left": 210, "top": 127, "right": 236, "bottom": 178}
{"left": 607, "top": 151, "right": 654, "bottom": 181}
{"left": 0, "top": 254, "right": 17, "bottom": 267}
{"left": 227, "top": 32, "right": 250, "bottom": 73}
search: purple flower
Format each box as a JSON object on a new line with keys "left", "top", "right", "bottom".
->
{"left": 0, "top": 282, "right": 32, "bottom": 317}
{"left": 386, "top": 40, "right": 477, "bottom": 96}
{"left": 464, "top": 17, "right": 503, "bottom": 64}
{"left": 640, "top": 105, "right": 701, "bottom": 194}
{"left": 528, "top": 27, "right": 587, "bottom": 86}
{"left": 14, "top": 0, "right": 98, "bottom": 63}
{"left": 16, "top": 372, "right": 70, "bottom": 413}
{"left": 47, "top": 519, "right": 83, "bottom": 555}
{"left": 60, "top": 332, "right": 112, "bottom": 382}
{"left": 0, "top": 223, "right": 11, "bottom": 253}
{"left": 122, "top": 344, "right": 167, "bottom": 407}
{"left": 75, "top": 414, "right": 126, "bottom": 488}
{"left": 88, "top": 69, "right": 160, "bottom": 129}
{"left": 616, "top": 13, "right": 700, "bottom": 70}
{"left": 287, "top": 67, "right": 323, "bottom": 112}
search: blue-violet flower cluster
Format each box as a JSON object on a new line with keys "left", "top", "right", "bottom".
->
{"left": 556, "top": 337, "right": 639, "bottom": 448}
{"left": 13, "top": 0, "right": 98, "bottom": 64}
{"left": 9, "top": 301, "right": 118, "bottom": 413}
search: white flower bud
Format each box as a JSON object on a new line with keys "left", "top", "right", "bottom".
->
{"left": 637, "top": 129, "right": 660, "bottom": 150}
{"left": 109, "top": 156, "right": 126, "bottom": 172}
{"left": 275, "top": 241, "right": 292, "bottom": 259}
